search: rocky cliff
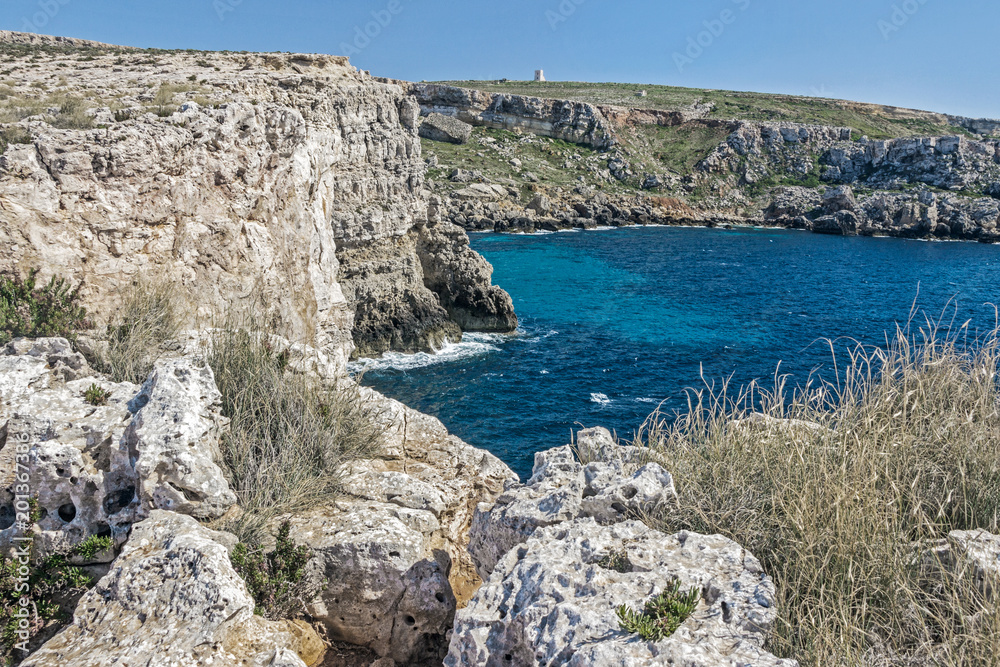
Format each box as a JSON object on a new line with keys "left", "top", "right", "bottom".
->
{"left": 396, "top": 81, "right": 617, "bottom": 150}
{"left": 0, "top": 39, "right": 515, "bottom": 364}
{"left": 412, "top": 83, "right": 1000, "bottom": 243}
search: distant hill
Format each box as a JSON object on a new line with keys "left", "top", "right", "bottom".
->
{"left": 432, "top": 80, "right": 999, "bottom": 141}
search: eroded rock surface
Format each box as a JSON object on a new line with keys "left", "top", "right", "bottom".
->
{"left": 21, "top": 511, "right": 321, "bottom": 667}
{"left": 448, "top": 518, "right": 796, "bottom": 667}
{"left": 0, "top": 341, "right": 235, "bottom": 559}
{"left": 401, "top": 82, "right": 616, "bottom": 149}
{"left": 468, "top": 427, "right": 676, "bottom": 580}
{"left": 119, "top": 356, "right": 237, "bottom": 521}
{"left": 289, "top": 391, "right": 516, "bottom": 665}
{"left": 0, "top": 40, "right": 515, "bottom": 366}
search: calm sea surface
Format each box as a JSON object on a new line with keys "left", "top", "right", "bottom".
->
{"left": 354, "top": 227, "right": 1000, "bottom": 480}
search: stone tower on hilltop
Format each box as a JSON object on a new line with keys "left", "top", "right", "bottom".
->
{"left": 535, "top": 69, "right": 545, "bottom": 82}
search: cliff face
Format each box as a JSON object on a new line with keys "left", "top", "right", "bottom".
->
{"left": 411, "top": 83, "right": 1000, "bottom": 242}
{"left": 0, "top": 41, "right": 515, "bottom": 365}
{"left": 399, "top": 81, "right": 617, "bottom": 149}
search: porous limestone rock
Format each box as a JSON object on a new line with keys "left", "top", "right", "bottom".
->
{"left": 21, "top": 511, "right": 321, "bottom": 667}
{"left": 0, "top": 344, "right": 234, "bottom": 560}
{"left": 447, "top": 518, "right": 797, "bottom": 667}
{"left": 419, "top": 112, "right": 474, "bottom": 144}
{"left": 117, "top": 356, "right": 237, "bottom": 521}
{"left": 293, "top": 502, "right": 454, "bottom": 665}
{"left": 288, "top": 390, "right": 517, "bottom": 665}
{"left": 468, "top": 427, "right": 676, "bottom": 581}
{"left": 0, "top": 348, "right": 135, "bottom": 559}
{"left": 922, "top": 530, "right": 1000, "bottom": 601}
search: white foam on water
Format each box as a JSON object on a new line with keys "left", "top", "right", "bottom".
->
{"left": 590, "top": 392, "right": 611, "bottom": 405}
{"left": 349, "top": 332, "right": 506, "bottom": 373}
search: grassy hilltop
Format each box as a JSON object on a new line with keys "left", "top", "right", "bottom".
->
{"left": 432, "top": 79, "right": 980, "bottom": 140}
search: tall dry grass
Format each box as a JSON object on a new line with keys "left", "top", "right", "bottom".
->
{"left": 207, "top": 309, "right": 383, "bottom": 544}
{"left": 636, "top": 318, "right": 1000, "bottom": 666}
{"left": 97, "top": 280, "right": 181, "bottom": 384}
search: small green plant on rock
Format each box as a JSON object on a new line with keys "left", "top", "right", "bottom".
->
{"left": 0, "top": 269, "right": 87, "bottom": 345}
{"left": 1, "top": 535, "right": 113, "bottom": 665}
{"left": 230, "top": 521, "right": 315, "bottom": 620}
{"left": 597, "top": 549, "right": 633, "bottom": 574}
{"left": 82, "top": 383, "right": 110, "bottom": 406}
{"left": 616, "top": 579, "right": 700, "bottom": 642}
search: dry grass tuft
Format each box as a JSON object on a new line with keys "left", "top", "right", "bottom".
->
{"left": 96, "top": 280, "right": 181, "bottom": 384}
{"left": 208, "top": 308, "right": 384, "bottom": 545}
{"left": 636, "top": 316, "right": 1000, "bottom": 666}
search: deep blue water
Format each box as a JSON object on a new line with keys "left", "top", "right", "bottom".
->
{"left": 355, "top": 227, "right": 1000, "bottom": 480}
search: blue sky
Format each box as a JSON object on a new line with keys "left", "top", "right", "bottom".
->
{"left": 2, "top": 0, "right": 996, "bottom": 118}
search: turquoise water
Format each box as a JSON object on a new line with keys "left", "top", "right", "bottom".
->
{"left": 355, "top": 227, "right": 1000, "bottom": 480}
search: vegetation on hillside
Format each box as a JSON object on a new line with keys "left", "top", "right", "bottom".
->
{"left": 634, "top": 318, "right": 1000, "bottom": 666}
{"left": 433, "top": 80, "right": 978, "bottom": 140}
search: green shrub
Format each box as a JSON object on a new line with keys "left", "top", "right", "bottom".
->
{"left": 616, "top": 580, "right": 701, "bottom": 641}
{"left": 0, "top": 269, "right": 87, "bottom": 345}
{"left": 638, "top": 322, "right": 1000, "bottom": 665}
{"left": 230, "top": 522, "right": 315, "bottom": 620}
{"left": 1, "top": 535, "right": 113, "bottom": 665}
{"left": 0, "top": 127, "right": 32, "bottom": 154}
{"left": 97, "top": 280, "right": 180, "bottom": 384}
{"left": 49, "top": 96, "right": 93, "bottom": 130}
{"left": 82, "top": 383, "right": 110, "bottom": 406}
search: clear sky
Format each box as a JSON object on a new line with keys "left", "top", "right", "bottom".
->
{"left": 2, "top": 0, "right": 996, "bottom": 119}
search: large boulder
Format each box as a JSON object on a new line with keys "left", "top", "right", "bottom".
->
{"left": 289, "top": 391, "right": 516, "bottom": 665}
{"left": 447, "top": 518, "right": 796, "bottom": 667}
{"left": 468, "top": 427, "right": 676, "bottom": 580}
{"left": 822, "top": 185, "right": 859, "bottom": 213}
{"left": 764, "top": 186, "right": 822, "bottom": 221}
{"left": 21, "top": 510, "right": 322, "bottom": 667}
{"left": 812, "top": 210, "right": 860, "bottom": 236}
{"left": 419, "top": 112, "right": 474, "bottom": 144}
{"left": 118, "top": 356, "right": 237, "bottom": 521}
{"left": 293, "top": 502, "right": 454, "bottom": 665}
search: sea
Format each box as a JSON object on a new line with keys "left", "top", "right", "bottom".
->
{"left": 353, "top": 226, "right": 1000, "bottom": 480}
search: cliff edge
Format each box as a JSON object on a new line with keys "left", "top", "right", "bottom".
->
{"left": 0, "top": 34, "right": 516, "bottom": 364}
